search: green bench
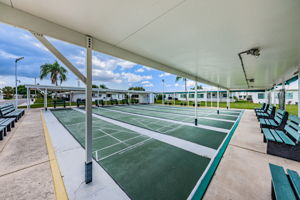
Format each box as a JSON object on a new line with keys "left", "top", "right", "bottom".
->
{"left": 95, "top": 99, "right": 104, "bottom": 107}
{"left": 0, "top": 118, "right": 15, "bottom": 133}
{"left": 260, "top": 109, "right": 288, "bottom": 130}
{"left": 269, "top": 163, "right": 300, "bottom": 200}
{"left": 256, "top": 103, "right": 269, "bottom": 114}
{"left": 53, "top": 99, "right": 66, "bottom": 108}
{"left": 76, "top": 99, "right": 86, "bottom": 107}
{"left": 257, "top": 105, "right": 275, "bottom": 119}
{"left": 255, "top": 103, "right": 266, "bottom": 112}
{"left": 263, "top": 115, "right": 300, "bottom": 162}
{"left": 0, "top": 104, "right": 24, "bottom": 121}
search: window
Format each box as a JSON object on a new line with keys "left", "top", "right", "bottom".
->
{"left": 223, "top": 94, "right": 227, "bottom": 98}
{"left": 286, "top": 93, "right": 293, "bottom": 99}
{"left": 197, "top": 94, "right": 204, "bottom": 98}
{"left": 189, "top": 94, "right": 194, "bottom": 98}
{"left": 180, "top": 94, "right": 186, "bottom": 98}
{"left": 257, "top": 93, "right": 265, "bottom": 99}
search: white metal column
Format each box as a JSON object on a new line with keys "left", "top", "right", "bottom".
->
{"left": 44, "top": 88, "right": 47, "bottom": 111}
{"left": 173, "top": 92, "right": 176, "bottom": 105}
{"left": 226, "top": 90, "right": 229, "bottom": 109}
{"left": 187, "top": 91, "right": 189, "bottom": 106}
{"left": 26, "top": 87, "right": 29, "bottom": 110}
{"left": 205, "top": 91, "right": 207, "bottom": 107}
{"left": 273, "top": 88, "right": 276, "bottom": 106}
{"left": 194, "top": 81, "right": 198, "bottom": 126}
{"left": 298, "top": 70, "right": 300, "bottom": 117}
{"left": 210, "top": 92, "right": 213, "bottom": 108}
{"left": 217, "top": 88, "right": 220, "bottom": 114}
{"left": 85, "top": 36, "right": 93, "bottom": 184}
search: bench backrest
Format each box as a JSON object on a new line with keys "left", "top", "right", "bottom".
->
{"left": 274, "top": 109, "right": 288, "bottom": 126}
{"left": 263, "top": 104, "right": 269, "bottom": 112}
{"left": 0, "top": 104, "right": 15, "bottom": 115}
{"left": 267, "top": 105, "right": 275, "bottom": 116}
{"left": 284, "top": 115, "right": 300, "bottom": 143}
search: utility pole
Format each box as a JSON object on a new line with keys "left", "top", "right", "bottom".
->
{"left": 15, "top": 57, "right": 24, "bottom": 108}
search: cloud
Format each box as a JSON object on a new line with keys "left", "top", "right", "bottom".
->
{"left": 143, "top": 83, "right": 154, "bottom": 87}
{"left": 121, "top": 72, "right": 152, "bottom": 82}
{"left": 174, "top": 83, "right": 180, "bottom": 87}
{"left": 187, "top": 80, "right": 195, "bottom": 87}
{"left": 135, "top": 68, "right": 144, "bottom": 73}
{"left": 92, "top": 69, "right": 122, "bottom": 83}
{"left": 0, "top": 49, "right": 18, "bottom": 59}
{"left": 141, "top": 81, "right": 150, "bottom": 84}
{"left": 159, "top": 72, "right": 171, "bottom": 77}
{"left": 117, "top": 60, "right": 136, "bottom": 70}
{"left": 142, "top": 66, "right": 152, "bottom": 71}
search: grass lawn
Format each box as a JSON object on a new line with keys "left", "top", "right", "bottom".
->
{"left": 155, "top": 100, "right": 298, "bottom": 116}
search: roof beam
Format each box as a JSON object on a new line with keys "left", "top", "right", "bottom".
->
{"left": 31, "top": 31, "right": 87, "bottom": 84}
{"left": 0, "top": 2, "right": 225, "bottom": 89}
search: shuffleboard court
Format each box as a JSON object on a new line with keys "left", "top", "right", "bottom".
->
{"left": 103, "top": 105, "right": 235, "bottom": 129}
{"left": 92, "top": 107, "right": 228, "bottom": 149}
{"left": 51, "top": 109, "right": 211, "bottom": 200}
{"left": 144, "top": 104, "right": 241, "bottom": 115}
{"left": 128, "top": 104, "right": 239, "bottom": 120}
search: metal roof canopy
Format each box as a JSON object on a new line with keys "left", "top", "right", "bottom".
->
{"left": 25, "top": 84, "right": 153, "bottom": 94}
{"left": 1, "top": 1, "right": 300, "bottom": 90}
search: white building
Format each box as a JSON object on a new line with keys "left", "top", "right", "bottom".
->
{"left": 162, "top": 88, "right": 298, "bottom": 105}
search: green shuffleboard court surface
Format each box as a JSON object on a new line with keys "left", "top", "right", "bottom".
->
{"left": 51, "top": 109, "right": 211, "bottom": 200}
{"left": 92, "top": 107, "right": 227, "bottom": 149}
{"left": 103, "top": 105, "right": 235, "bottom": 129}
{"left": 130, "top": 104, "right": 240, "bottom": 120}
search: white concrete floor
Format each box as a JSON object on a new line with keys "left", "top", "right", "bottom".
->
{"left": 203, "top": 110, "right": 300, "bottom": 200}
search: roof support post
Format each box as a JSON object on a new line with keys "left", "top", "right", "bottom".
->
{"left": 298, "top": 69, "right": 300, "bottom": 117}
{"left": 210, "top": 92, "right": 213, "bottom": 108}
{"left": 217, "top": 88, "right": 220, "bottom": 114}
{"left": 26, "top": 87, "right": 30, "bottom": 110}
{"left": 226, "top": 90, "right": 230, "bottom": 109}
{"left": 173, "top": 92, "right": 176, "bottom": 105}
{"left": 194, "top": 81, "right": 198, "bottom": 126}
{"left": 44, "top": 88, "right": 47, "bottom": 111}
{"left": 31, "top": 32, "right": 86, "bottom": 84}
{"left": 205, "top": 91, "right": 207, "bottom": 107}
{"left": 85, "top": 36, "right": 93, "bottom": 184}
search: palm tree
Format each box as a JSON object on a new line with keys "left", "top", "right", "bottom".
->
{"left": 175, "top": 76, "right": 188, "bottom": 102}
{"left": 40, "top": 61, "right": 67, "bottom": 86}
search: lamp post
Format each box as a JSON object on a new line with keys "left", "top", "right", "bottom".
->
{"left": 162, "top": 79, "right": 165, "bottom": 105}
{"left": 15, "top": 57, "right": 24, "bottom": 108}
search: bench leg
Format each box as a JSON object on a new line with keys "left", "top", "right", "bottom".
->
{"left": 3, "top": 128, "right": 7, "bottom": 137}
{"left": 0, "top": 131, "right": 3, "bottom": 140}
{"left": 271, "top": 184, "right": 275, "bottom": 200}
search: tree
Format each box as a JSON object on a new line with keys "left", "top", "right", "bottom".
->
{"left": 16, "top": 85, "right": 27, "bottom": 96}
{"left": 190, "top": 85, "right": 203, "bottom": 90}
{"left": 40, "top": 61, "right": 68, "bottom": 86}
{"left": 92, "top": 84, "right": 98, "bottom": 88}
{"left": 2, "top": 86, "right": 14, "bottom": 99}
{"left": 128, "top": 86, "right": 145, "bottom": 91}
{"left": 175, "top": 76, "right": 187, "bottom": 102}
{"left": 99, "top": 84, "right": 108, "bottom": 89}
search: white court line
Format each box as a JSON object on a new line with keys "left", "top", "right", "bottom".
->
{"left": 75, "top": 108, "right": 216, "bottom": 159}
{"left": 111, "top": 106, "right": 235, "bottom": 123}
{"left": 140, "top": 105, "right": 241, "bottom": 116}
{"left": 99, "top": 138, "right": 152, "bottom": 161}
{"left": 97, "top": 107, "right": 229, "bottom": 133}
{"left": 186, "top": 110, "right": 244, "bottom": 200}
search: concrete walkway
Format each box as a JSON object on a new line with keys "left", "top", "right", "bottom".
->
{"left": 0, "top": 109, "right": 55, "bottom": 200}
{"left": 203, "top": 110, "right": 300, "bottom": 200}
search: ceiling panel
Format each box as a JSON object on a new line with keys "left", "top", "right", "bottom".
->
{"left": 1, "top": 0, "right": 300, "bottom": 89}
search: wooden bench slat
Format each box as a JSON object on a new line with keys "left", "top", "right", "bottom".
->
{"left": 269, "top": 163, "right": 297, "bottom": 200}
{"left": 287, "top": 120, "right": 300, "bottom": 132}
{"left": 270, "top": 130, "right": 283, "bottom": 143}
{"left": 263, "top": 128, "right": 275, "bottom": 142}
{"left": 290, "top": 115, "right": 300, "bottom": 124}
{"left": 275, "top": 130, "right": 295, "bottom": 146}
{"left": 287, "top": 169, "right": 300, "bottom": 199}
{"left": 284, "top": 126, "right": 300, "bottom": 142}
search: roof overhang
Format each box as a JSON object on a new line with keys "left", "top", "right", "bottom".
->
{"left": 1, "top": 1, "right": 300, "bottom": 90}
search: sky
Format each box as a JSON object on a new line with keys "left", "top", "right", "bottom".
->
{"left": 0, "top": 22, "right": 212, "bottom": 92}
